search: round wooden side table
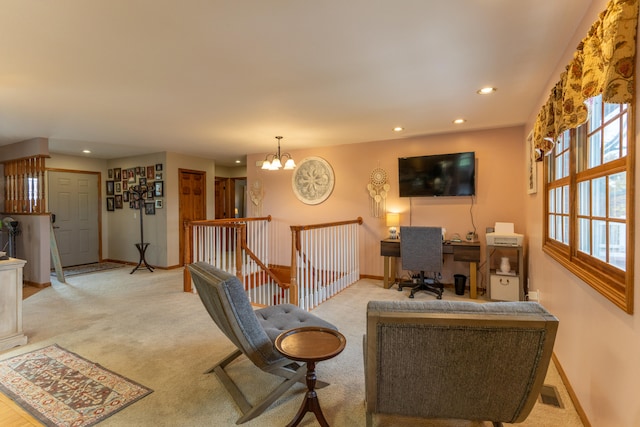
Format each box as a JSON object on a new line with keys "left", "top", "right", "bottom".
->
{"left": 275, "top": 326, "right": 346, "bottom": 427}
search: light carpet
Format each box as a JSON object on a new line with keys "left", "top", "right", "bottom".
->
{"left": 0, "top": 344, "right": 152, "bottom": 427}
{"left": 2, "top": 268, "right": 583, "bottom": 426}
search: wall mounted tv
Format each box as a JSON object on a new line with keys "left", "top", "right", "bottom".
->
{"left": 398, "top": 152, "right": 475, "bottom": 197}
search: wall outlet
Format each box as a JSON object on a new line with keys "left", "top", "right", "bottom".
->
{"left": 528, "top": 290, "right": 540, "bottom": 301}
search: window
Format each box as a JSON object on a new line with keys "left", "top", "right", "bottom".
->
{"left": 544, "top": 95, "right": 634, "bottom": 313}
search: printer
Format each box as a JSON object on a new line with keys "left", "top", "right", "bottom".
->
{"left": 486, "top": 222, "right": 523, "bottom": 247}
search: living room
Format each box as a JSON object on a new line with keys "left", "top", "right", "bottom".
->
{"left": 0, "top": 1, "right": 639, "bottom": 426}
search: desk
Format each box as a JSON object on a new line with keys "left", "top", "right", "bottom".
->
{"left": 380, "top": 239, "right": 481, "bottom": 299}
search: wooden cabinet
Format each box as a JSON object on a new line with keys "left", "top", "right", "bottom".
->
{"left": 486, "top": 245, "right": 525, "bottom": 301}
{"left": 0, "top": 258, "right": 28, "bottom": 351}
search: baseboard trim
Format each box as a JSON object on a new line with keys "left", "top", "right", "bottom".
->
{"left": 552, "top": 353, "right": 591, "bottom": 427}
{"left": 23, "top": 280, "right": 50, "bottom": 288}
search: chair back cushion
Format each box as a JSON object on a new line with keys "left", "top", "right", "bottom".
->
{"left": 365, "top": 300, "right": 558, "bottom": 423}
{"left": 399, "top": 226, "right": 443, "bottom": 272}
{"left": 188, "top": 262, "right": 282, "bottom": 369}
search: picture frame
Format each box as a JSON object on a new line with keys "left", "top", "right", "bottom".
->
{"left": 155, "top": 172, "right": 162, "bottom": 180}
{"left": 155, "top": 163, "right": 163, "bottom": 171}
{"left": 106, "top": 197, "right": 115, "bottom": 211}
{"left": 123, "top": 191, "right": 129, "bottom": 202}
{"left": 526, "top": 130, "right": 537, "bottom": 194}
{"left": 114, "top": 168, "right": 122, "bottom": 181}
{"left": 145, "top": 201, "right": 156, "bottom": 215}
{"left": 155, "top": 199, "right": 163, "bottom": 209}
{"left": 154, "top": 181, "right": 164, "bottom": 197}
{"left": 106, "top": 180, "right": 115, "bottom": 196}
{"left": 108, "top": 169, "right": 113, "bottom": 179}
{"left": 128, "top": 169, "right": 136, "bottom": 183}
{"left": 146, "top": 165, "right": 154, "bottom": 179}
{"left": 115, "top": 182, "right": 122, "bottom": 193}
{"left": 139, "top": 177, "right": 147, "bottom": 186}
{"left": 114, "top": 194, "right": 123, "bottom": 209}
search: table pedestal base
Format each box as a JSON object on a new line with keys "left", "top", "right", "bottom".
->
{"left": 131, "top": 243, "right": 154, "bottom": 274}
{"left": 286, "top": 361, "right": 329, "bottom": 427}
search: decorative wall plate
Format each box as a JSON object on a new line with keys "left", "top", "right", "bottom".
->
{"left": 292, "top": 156, "right": 335, "bottom": 205}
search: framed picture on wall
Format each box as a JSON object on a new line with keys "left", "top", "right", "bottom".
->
{"left": 155, "top": 199, "right": 163, "bottom": 209}
{"left": 145, "top": 202, "right": 155, "bottom": 215}
{"left": 106, "top": 181, "right": 114, "bottom": 196}
{"left": 154, "top": 181, "right": 164, "bottom": 197}
{"left": 114, "top": 168, "right": 122, "bottom": 181}
{"left": 107, "top": 197, "right": 115, "bottom": 211}
{"left": 146, "top": 165, "right": 154, "bottom": 179}
{"left": 114, "top": 195, "right": 123, "bottom": 209}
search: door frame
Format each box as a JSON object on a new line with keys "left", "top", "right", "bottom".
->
{"left": 178, "top": 168, "right": 207, "bottom": 266}
{"left": 47, "top": 168, "right": 103, "bottom": 262}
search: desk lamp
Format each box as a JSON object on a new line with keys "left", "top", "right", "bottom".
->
{"left": 386, "top": 212, "right": 399, "bottom": 239}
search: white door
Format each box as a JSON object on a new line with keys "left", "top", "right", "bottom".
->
{"left": 48, "top": 171, "right": 99, "bottom": 267}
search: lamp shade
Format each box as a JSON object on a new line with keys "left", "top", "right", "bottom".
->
{"left": 386, "top": 212, "right": 399, "bottom": 227}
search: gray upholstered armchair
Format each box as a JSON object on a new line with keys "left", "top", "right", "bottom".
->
{"left": 364, "top": 300, "right": 558, "bottom": 427}
{"left": 188, "top": 262, "right": 337, "bottom": 424}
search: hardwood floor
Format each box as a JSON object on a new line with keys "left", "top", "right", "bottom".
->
{"left": 0, "top": 285, "right": 46, "bottom": 426}
{"left": 22, "top": 285, "right": 44, "bottom": 300}
{"left": 0, "top": 392, "right": 41, "bottom": 426}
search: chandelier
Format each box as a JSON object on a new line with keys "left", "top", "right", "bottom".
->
{"left": 261, "top": 136, "right": 296, "bottom": 170}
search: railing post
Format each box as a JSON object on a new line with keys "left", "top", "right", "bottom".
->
{"left": 183, "top": 220, "right": 193, "bottom": 292}
{"left": 289, "top": 228, "right": 299, "bottom": 306}
{"left": 235, "top": 224, "right": 244, "bottom": 280}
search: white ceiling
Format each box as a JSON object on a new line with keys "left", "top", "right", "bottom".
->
{"left": 0, "top": 1, "right": 591, "bottom": 166}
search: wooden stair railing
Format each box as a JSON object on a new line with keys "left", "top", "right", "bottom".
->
{"left": 290, "top": 217, "right": 362, "bottom": 309}
{"left": 184, "top": 216, "right": 362, "bottom": 309}
{"left": 183, "top": 216, "right": 283, "bottom": 293}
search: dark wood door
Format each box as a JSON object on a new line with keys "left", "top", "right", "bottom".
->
{"left": 214, "top": 177, "right": 235, "bottom": 219}
{"left": 179, "top": 169, "right": 206, "bottom": 265}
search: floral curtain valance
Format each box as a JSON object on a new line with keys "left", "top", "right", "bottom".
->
{"left": 533, "top": 0, "right": 639, "bottom": 156}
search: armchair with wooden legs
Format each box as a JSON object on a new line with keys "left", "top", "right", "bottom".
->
{"left": 188, "top": 262, "right": 337, "bottom": 424}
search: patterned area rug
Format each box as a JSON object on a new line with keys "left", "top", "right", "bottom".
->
{"left": 50, "top": 262, "right": 125, "bottom": 277}
{"left": 0, "top": 344, "right": 152, "bottom": 427}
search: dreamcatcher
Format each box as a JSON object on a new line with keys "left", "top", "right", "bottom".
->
{"left": 249, "top": 179, "right": 263, "bottom": 216}
{"left": 367, "top": 167, "right": 390, "bottom": 218}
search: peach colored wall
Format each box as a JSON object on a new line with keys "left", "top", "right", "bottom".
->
{"left": 523, "top": 1, "right": 640, "bottom": 426}
{"left": 247, "top": 125, "right": 526, "bottom": 283}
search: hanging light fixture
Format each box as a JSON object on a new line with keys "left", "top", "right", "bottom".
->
{"left": 261, "top": 136, "right": 296, "bottom": 170}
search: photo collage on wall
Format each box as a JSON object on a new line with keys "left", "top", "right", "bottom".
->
{"left": 106, "top": 163, "right": 164, "bottom": 214}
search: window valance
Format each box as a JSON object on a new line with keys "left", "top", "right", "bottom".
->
{"left": 533, "top": 0, "right": 639, "bottom": 156}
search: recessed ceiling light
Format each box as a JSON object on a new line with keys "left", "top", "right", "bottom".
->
{"left": 453, "top": 118, "right": 466, "bottom": 124}
{"left": 477, "top": 87, "right": 497, "bottom": 95}
{"left": 82, "top": 149, "right": 91, "bottom": 154}
{"left": 235, "top": 160, "right": 241, "bottom": 164}
{"left": 393, "top": 127, "right": 404, "bottom": 132}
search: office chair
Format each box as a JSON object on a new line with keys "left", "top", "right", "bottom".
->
{"left": 398, "top": 226, "right": 443, "bottom": 299}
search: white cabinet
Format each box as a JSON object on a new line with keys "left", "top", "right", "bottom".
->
{"left": 486, "top": 245, "right": 525, "bottom": 301}
{"left": 0, "top": 258, "right": 28, "bottom": 351}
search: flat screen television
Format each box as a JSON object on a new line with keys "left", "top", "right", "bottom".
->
{"left": 398, "top": 152, "right": 475, "bottom": 197}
